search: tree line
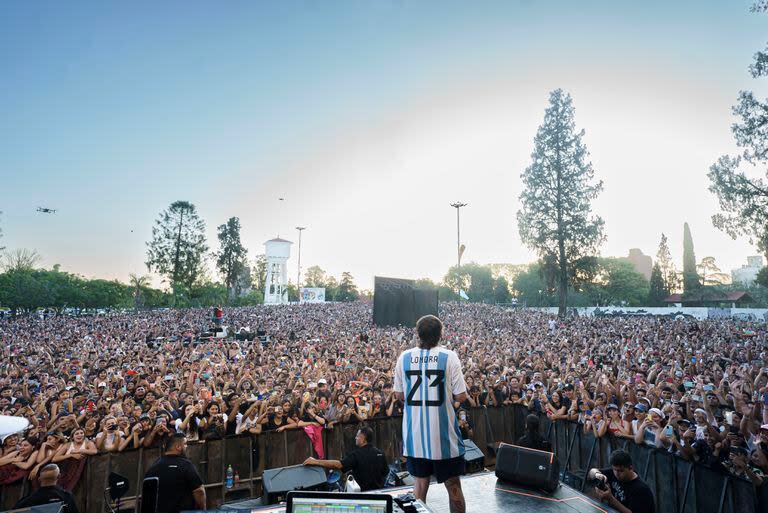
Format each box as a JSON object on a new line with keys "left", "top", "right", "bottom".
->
{"left": 1, "top": 228, "right": 765, "bottom": 312}
{"left": 0, "top": 201, "right": 364, "bottom": 311}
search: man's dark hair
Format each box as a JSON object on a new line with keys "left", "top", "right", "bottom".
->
{"left": 357, "top": 426, "right": 374, "bottom": 444}
{"left": 609, "top": 449, "right": 632, "bottom": 469}
{"left": 524, "top": 413, "right": 540, "bottom": 434}
{"left": 167, "top": 432, "right": 187, "bottom": 451}
{"left": 416, "top": 315, "right": 442, "bottom": 349}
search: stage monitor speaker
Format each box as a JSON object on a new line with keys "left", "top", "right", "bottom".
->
{"left": 462, "top": 439, "right": 485, "bottom": 474}
{"left": 495, "top": 442, "right": 559, "bottom": 492}
{"left": 261, "top": 465, "right": 327, "bottom": 505}
{"left": 108, "top": 471, "right": 129, "bottom": 501}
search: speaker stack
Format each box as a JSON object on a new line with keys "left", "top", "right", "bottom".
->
{"left": 462, "top": 439, "right": 485, "bottom": 474}
{"left": 494, "top": 442, "right": 559, "bottom": 492}
{"left": 261, "top": 465, "right": 328, "bottom": 505}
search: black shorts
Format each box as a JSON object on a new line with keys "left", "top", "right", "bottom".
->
{"left": 406, "top": 456, "right": 465, "bottom": 483}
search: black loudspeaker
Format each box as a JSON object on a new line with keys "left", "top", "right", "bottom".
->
{"left": 373, "top": 277, "right": 413, "bottom": 327}
{"left": 108, "top": 471, "right": 130, "bottom": 500}
{"left": 495, "top": 442, "right": 559, "bottom": 492}
{"left": 462, "top": 439, "right": 485, "bottom": 474}
{"left": 261, "top": 465, "right": 327, "bottom": 505}
{"left": 373, "top": 277, "right": 438, "bottom": 327}
{"left": 140, "top": 477, "right": 159, "bottom": 513}
{"left": 413, "top": 288, "right": 438, "bottom": 321}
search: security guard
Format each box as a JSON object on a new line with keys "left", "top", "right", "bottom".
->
{"left": 14, "top": 464, "right": 80, "bottom": 513}
{"left": 144, "top": 433, "right": 206, "bottom": 513}
{"left": 303, "top": 425, "right": 389, "bottom": 491}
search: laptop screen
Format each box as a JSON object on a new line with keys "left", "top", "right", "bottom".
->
{"left": 287, "top": 492, "right": 391, "bottom": 513}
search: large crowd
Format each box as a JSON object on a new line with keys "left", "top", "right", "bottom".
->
{"left": 0, "top": 302, "right": 766, "bottom": 493}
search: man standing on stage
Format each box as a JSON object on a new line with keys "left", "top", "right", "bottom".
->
{"left": 394, "top": 315, "right": 467, "bottom": 513}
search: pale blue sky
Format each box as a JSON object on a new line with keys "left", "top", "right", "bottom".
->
{"left": 1, "top": 1, "right": 767, "bottom": 289}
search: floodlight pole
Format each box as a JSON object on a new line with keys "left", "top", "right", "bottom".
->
{"left": 296, "top": 226, "right": 306, "bottom": 291}
{"left": 450, "top": 202, "right": 467, "bottom": 298}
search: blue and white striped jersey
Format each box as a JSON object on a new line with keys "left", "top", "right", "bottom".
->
{"left": 393, "top": 346, "right": 467, "bottom": 460}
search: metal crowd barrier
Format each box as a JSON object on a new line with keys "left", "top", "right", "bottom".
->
{"left": 539, "top": 409, "right": 763, "bottom": 513}
{"left": 0, "top": 405, "right": 761, "bottom": 513}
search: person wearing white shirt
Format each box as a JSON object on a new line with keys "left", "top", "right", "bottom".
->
{"left": 394, "top": 315, "right": 467, "bottom": 513}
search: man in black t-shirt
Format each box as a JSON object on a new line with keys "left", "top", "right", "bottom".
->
{"left": 588, "top": 449, "right": 655, "bottom": 513}
{"left": 303, "top": 426, "right": 389, "bottom": 491}
{"left": 14, "top": 464, "right": 80, "bottom": 513}
{"left": 144, "top": 433, "right": 206, "bottom": 513}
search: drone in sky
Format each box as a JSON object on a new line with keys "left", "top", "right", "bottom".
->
{"left": 36, "top": 207, "right": 57, "bottom": 214}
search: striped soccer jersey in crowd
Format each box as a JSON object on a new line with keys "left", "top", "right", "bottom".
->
{"left": 393, "top": 346, "right": 467, "bottom": 460}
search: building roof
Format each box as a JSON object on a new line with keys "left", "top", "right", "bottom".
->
{"left": 725, "top": 291, "right": 751, "bottom": 302}
{"left": 265, "top": 237, "right": 293, "bottom": 244}
{"left": 663, "top": 290, "right": 753, "bottom": 304}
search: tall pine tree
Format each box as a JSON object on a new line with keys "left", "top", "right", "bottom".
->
{"left": 517, "top": 89, "right": 605, "bottom": 316}
{"left": 682, "top": 222, "right": 701, "bottom": 295}
{"left": 216, "top": 217, "right": 248, "bottom": 301}
{"left": 146, "top": 201, "right": 209, "bottom": 295}
{"left": 648, "top": 263, "right": 667, "bottom": 305}
{"left": 655, "top": 233, "right": 679, "bottom": 295}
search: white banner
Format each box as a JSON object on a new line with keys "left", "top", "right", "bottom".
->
{"left": 300, "top": 287, "right": 326, "bottom": 303}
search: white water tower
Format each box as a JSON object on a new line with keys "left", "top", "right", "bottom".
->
{"left": 264, "top": 238, "right": 292, "bottom": 304}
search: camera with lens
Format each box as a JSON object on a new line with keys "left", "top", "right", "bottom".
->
{"left": 591, "top": 476, "right": 608, "bottom": 491}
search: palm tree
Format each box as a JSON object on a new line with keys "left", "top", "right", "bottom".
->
{"left": 129, "top": 274, "right": 151, "bottom": 310}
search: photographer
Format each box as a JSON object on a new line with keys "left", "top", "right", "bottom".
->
{"left": 588, "top": 450, "right": 654, "bottom": 513}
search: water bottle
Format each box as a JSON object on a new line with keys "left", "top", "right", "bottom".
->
{"left": 226, "top": 464, "right": 234, "bottom": 489}
{"left": 234, "top": 470, "right": 240, "bottom": 486}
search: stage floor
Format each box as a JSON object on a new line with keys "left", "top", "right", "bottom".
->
{"left": 413, "top": 471, "right": 618, "bottom": 513}
{"left": 222, "top": 471, "right": 618, "bottom": 513}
